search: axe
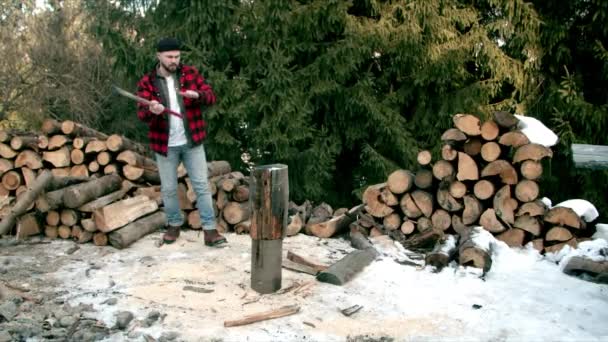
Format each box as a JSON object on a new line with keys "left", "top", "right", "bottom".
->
{"left": 113, "top": 85, "right": 183, "bottom": 118}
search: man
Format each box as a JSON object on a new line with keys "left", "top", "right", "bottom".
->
{"left": 136, "top": 37, "right": 227, "bottom": 246}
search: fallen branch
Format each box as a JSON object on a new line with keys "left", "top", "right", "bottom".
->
{"left": 224, "top": 305, "right": 300, "bottom": 327}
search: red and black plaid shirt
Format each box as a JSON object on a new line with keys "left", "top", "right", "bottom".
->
{"left": 136, "top": 64, "right": 216, "bottom": 155}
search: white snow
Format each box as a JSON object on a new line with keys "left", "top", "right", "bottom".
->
{"left": 554, "top": 199, "right": 600, "bottom": 222}
{"left": 515, "top": 114, "right": 559, "bottom": 147}
{"left": 48, "top": 231, "right": 608, "bottom": 341}
{"left": 593, "top": 224, "right": 608, "bottom": 241}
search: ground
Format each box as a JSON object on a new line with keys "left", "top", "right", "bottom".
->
{"left": 0, "top": 230, "right": 607, "bottom": 342}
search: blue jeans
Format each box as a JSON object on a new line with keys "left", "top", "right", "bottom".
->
{"left": 155, "top": 144, "right": 216, "bottom": 230}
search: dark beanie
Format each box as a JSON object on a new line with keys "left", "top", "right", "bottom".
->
{"left": 157, "top": 37, "right": 182, "bottom": 52}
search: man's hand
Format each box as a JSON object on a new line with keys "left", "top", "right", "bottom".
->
{"left": 179, "top": 90, "right": 200, "bottom": 99}
{"left": 149, "top": 101, "right": 165, "bottom": 115}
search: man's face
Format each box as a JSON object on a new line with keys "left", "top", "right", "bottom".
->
{"left": 157, "top": 50, "right": 180, "bottom": 73}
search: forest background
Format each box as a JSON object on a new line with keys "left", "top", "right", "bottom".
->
{"left": 1, "top": 0, "right": 606, "bottom": 220}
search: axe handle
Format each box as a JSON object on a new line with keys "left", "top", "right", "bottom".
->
{"left": 115, "top": 86, "right": 183, "bottom": 118}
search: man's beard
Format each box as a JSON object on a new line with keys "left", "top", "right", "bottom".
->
{"left": 161, "top": 61, "right": 177, "bottom": 73}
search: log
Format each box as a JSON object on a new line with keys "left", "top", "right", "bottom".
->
{"left": 380, "top": 187, "right": 399, "bottom": 206}
{"left": 496, "top": 228, "right": 525, "bottom": 247}
{"left": 514, "top": 179, "right": 539, "bottom": 202}
{"left": 93, "top": 232, "right": 108, "bottom": 246}
{"left": 414, "top": 169, "right": 433, "bottom": 189}
{"left": 47, "top": 175, "right": 89, "bottom": 191}
{"left": 96, "top": 151, "right": 112, "bottom": 166}
{"left": 462, "top": 195, "right": 483, "bottom": 225}
{"left": 453, "top": 114, "right": 481, "bottom": 136}
{"left": 562, "top": 256, "right": 608, "bottom": 279}
{"left": 448, "top": 181, "right": 466, "bottom": 199}
{"left": 232, "top": 184, "right": 250, "bottom": 202}
{"left": 411, "top": 190, "right": 433, "bottom": 218}
{"left": 234, "top": 220, "right": 251, "bottom": 234}
{"left": 307, "top": 204, "right": 364, "bottom": 238}
{"left": 531, "top": 238, "right": 544, "bottom": 252}
{"left": 387, "top": 169, "right": 414, "bottom": 194}
{"left": 441, "top": 144, "right": 458, "bottom": 161}
{"left": 61, "top": 120, "right": 108, "bottom": 139}
{"left": 41, "top": 119, "right": 63, "bottom": 135}
{"left": 400, "top": 192, "right": 422, "bottom": 218}
{"left": 70, "top": 165, "right": 89, "bottom": 177}
{"left": 316, "top": 248, "right": 378, "bottom": 285}
{"left": 286, "top": 212, "right": 303, "bottom": 236}
{"left": 224, "top": 305, "right": 300, "bottom": 328}
{"left": 58, "top": 225, "right": 72, "bottom": 239}
{"left": 362, "top": 183, "right": 394, "bottom": 218}
{"left": 46, "top": 211, "right": 60, "bottom": 226}
{"left": 287, "top": 251, "right": 329, "bottom": 273}
{"left": 436, "top": 188, "right": 463, "bottom": 212}
{"left": 16, "top": 212, "right": 41, "bottom": 239}
{"left": 432, "top": 160, "right": 454, "bottom": 181}
{"left": 0, "top": 158, "right": 13, "bottom": 176}
{"left": 498, "top": 131, "right": 530, "bottom": 148}
{"left": 37, "top": 135, "right": 49, "bottom": 149}
{"left": 47, "top": 135, "right": 71, "bottom": 150}
{"left": 546, "top": 226, "right": 573, "bottom": 242}
{"left": 441, "top": 128, "right": 467, "bottom": 142}
{"left": 78, "top": 181, "right": 134, "bottom": 212}
{"left": 2, "top": 170, "right": 21, "bottom": 190}
{"left": 42, "top": 147, "right": 71, "bottom": 167}
{"left": 417, "top": 150, "right": 432, "bottom": 166}
{"left": 401, "top": 228, "right": 443, "bottom": 251}
{"left": 480, "top": 120, "right": 499, "bottom": 141}
{"left": 481, "top": 142, "right": 501, "bottom": 162}
{"left": 88, "top": 161, "right": 99, "bottom": 173}
{"left": 116, "top": 150, "right": 157, "bottom": 169}
{"left": 14, "top": 150, "right": 43, "bottom": 169}
{"left": 106, "top": 134, "right": 147, "bottom": 154}
{"left": 520, "top": 160, "right": 543, "bottom": 180}
{"left": 544, "top": 207, "right": 585, "bottom": 229}
{"left": 10, "top": 136, "right": 40, "bottom": 151}
{"left": 94, "top": 195, "right": 159, "bottom": 232}
{"left": 400, "top": 220, "right": 416, "bottom": 235}
{"left": 81, "top": 218, "right": 97, "bottom": 232}
{"left": 473, "top": 180, "right": 495, "bottom": 200}
{"left": 458, "top": 227, "right": 492, "bottom": 273}
{"left": 21, "top": 167, "right": 35, "bottom": 187}
{"left": 513, "top": 143, "right": 553, "bottom": 163}
{"left": 76, "top": 228, "right": 93, "bottom": 244}
{"left": 513, "top": 214, "right": 542, "bottom": 236}
{"left": 516, "top": 200, "right": 547, "bottom": 217}
{"left": 480, "top": 208, "right": 507, "bottom": 233}
{"left": 0, "top": 170, "right": 53, "bottom": 236}
{"left": 493, "top": 184, "right": 515, "bottom": 225}
{"left": 177, "top": 183, "right": 193, "bottom": 210}
{"left": 425, "top": 234, "right": 458, "bottom": 271}
{"left": 383, "top": 212, "right": 402, "bottom": 231}
{"left": 45, "top": 225, "right": 58, "bottom": 239}
{"left": 457, "top": 152, "right": 479, "bottom": 181}
{"left": 223, "top": 201, "right": 251, "bottom": 225}
{"left": 73, "top": 136, "right": 97, "bottom": 149}
{"left": 187, "top": 210, "right": 202, "bottom": 229}
{"left": 431, "top": 209, "right": 451, "bottom": 231}
{"left": 108, "top": 211, "right": 166, "bottom": 249}
{"left": 208, "top": 160, "right": 232, "bottom": 178}
{"left": 122, "top": 165, "right": 160, "bottom": 184}
{"left": 492, "top": 111, "right": 518, "bottom": 129}
{"left": 60, "top": 209, "right": 80, "bottom": 226}
{"left": 481, "top": 160, "right": 518, "bottom": 184}
{"left": 0, "top": 143, "right": 17, "bottom": 159}
{"left": 463, "top": 138, "right": 482, "bottom": 156}
{"left": 544, "top": 239, "right": 577, "bottom": 254}
{"left": 62, "top": 173, "right": 123, "bottom": 208}
{"left": 417, "top": 217, "right": 433, "bottom": 232}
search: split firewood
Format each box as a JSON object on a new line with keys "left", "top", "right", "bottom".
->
{"left": 515, "top": 180, "right": 539, "bottom": 202}
{"left": 16, "top": 212, "right": 42, "bottom": 239}
{"left": 380, "top": 187, "right": 399, "bottom": 206}
{"left": 216, "top": 188, "right": 228, "bottom": 210}
{"left": 473, "top": 180, "right": 495, "bottom": 200}
{"left": 103, "top": 164, "right": 118, "bottom": 175}
{"left": 81, "top": 218, "right": 97, "bottom": 232}
{"left": 441, "top": 128, "right": 467, "bottom": 142}
{"left": 0, "top": 170, "right": 52, "bottom": 236}
{"left": 134, "top": 186, "right": 162, "bottom": 205}
{"left": 499, "top": 131, "right": 530, "bottom": 148}
{"left": 544, "top": 207, "right": 586, "bottom": 229}
{"left": 463, "top": 138, "right": 482, "bottom": 156}
{"left": 316, "top": 248, "right": 378, "bottom": 285}
{"left": 544, "top": 239, "right": 577, "bottom": 254}
{"left": 436, "top": 188, "right": 463, "bottom": 212}
{"left": 481, "top": 160, "right": 518, "bottom": 184}
{"left": 493, "top": 184, "right": 515, "bottom": 225}
{"left": 362, "top": 183, "right": 393, "bottom": 218}
{"left": 387, "top": 169, "right": 414, "bottom": 194}
{"left": 47, "top": 135, "right": 71, "bottom": 150}
{"left": 78, "top": 181, "right": 134, "bottom": 212}
{"left": 0, "top": 143, "right": 17, "bottom": 159}
{"left": 462, "top": 195, "right": 483, "bottom": 225}
{"left": 42, "top": 147, "right": 71, "bottom": 167}
{"left": 108, "top": 211, "right": 166, "bottom": 249}
{"left": 417, "top": 150, "right": 432, "bottom": 166}
{"left": 545, "top": 226, "right": 574, "bottom": 242}
{"left": 76, "top": 229, "right": 93, "bottom": 244}
{"left": 516, "top": 200, "right": 547, "bottom": 217}
{"left": 513, "top": 214, "right": 542, "bottom": 236}
{"left": 61, "top": 120, "right": 109, "bottom": 140}
{"left": 492, "top": 111, "right": 518, "bottom": 129}
{"left": 287, "top": 251, "right": 329, "bottom": 273}
{"left": 425, "top": 234, "right": 458, "bottom": 271}
{"left": 479, "top": 208, "right": 507, "bottom": 233}
{"left": 441, "top": 144, "right": 458, "bottom": 161}
{"left": 432, "top": 160, "right": 455, "bottom": 181}
{"left": 480, "top": 120, "right": 499, "bottom": 141}
{"left": 15, "top": 150, "right": 43, "bottom": 169}
{"left": 411, "top": 190, "right": 433, "bottom": 218}
{"left": 496, "top": 228, "right": 525, "bottom": 247}
{"left": 106, "top": 134, "right": 147, "bottom": 155}
{"left": 224, "top": 305, "right": 301, "bottom": 328}
{"left": 457, "top": 152, "right": 478, "bottom": 181}
{"left": 0, "top": 158, "right": 13, "bottom": 176}
{"left": 458, "top": 226, "right": 492, "bottom": 273}
{"left": 414, "top": 169, "right": 433, "bottom": 189}
{"left": 451, "top": 215, "right": 467, "bottom": 235}
{"left": 453, "top": 114, "right": 481, "bottom": 136}
{"left": 520, "top": 160, "right": 543, "bottom": 180}
{"left": 513, "top": 143, "right": 553, "bottom": 163}
{"left": 307, "top": 204, "right": 364, "bottom": 238}
{"left": 94, "top": 195, "right": 159, "bottom": 233}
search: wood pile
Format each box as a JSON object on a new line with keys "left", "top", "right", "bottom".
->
{"left": 0, "top": 119, "right": 250, "bottom": 248}
{"left": 345, "top": 111, "right": 595, "bottom": 272}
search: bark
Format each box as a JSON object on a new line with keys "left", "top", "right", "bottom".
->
{"left": 62, "top": 174, "right": 123, "bottom": 208}
{"left": 316, "top": 249, "right": 378, "bottom": 286}
{"left": 492, "top": 111, "right": 518, "bottom": 129}
{"left": 108, "top": 211, "right": 166, "bottom": 249}
{"left": 425, "top": 234, "right": 458, "bottom": 271}
{"left": 458, "top": 227, "right": 492, "bottom": 273}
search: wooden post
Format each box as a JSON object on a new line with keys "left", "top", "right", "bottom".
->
{"left": 249, "top": 164, "right": 288, "bottom": 294}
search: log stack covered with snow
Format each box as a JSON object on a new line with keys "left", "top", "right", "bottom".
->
{"left": 0, "top": 119, "right": 251, "bottom": 248}
{"left": 349, "top": 111, "right": 598, "bottom": 271}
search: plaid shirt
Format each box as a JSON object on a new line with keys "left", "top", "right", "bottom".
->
{"left": 136, "top": 64, "right": 216, "bottom": 155}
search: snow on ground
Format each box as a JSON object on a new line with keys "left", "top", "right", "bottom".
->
{"left": 47, "top": 230, "right": 608, "bottom": 341}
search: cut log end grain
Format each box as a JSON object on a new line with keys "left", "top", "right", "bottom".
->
{"left": 473, "top": 180, "right": 495, "bottom": 200}
{"left": 459, "top": 245, "right": 491, "bottom": 273}
{"left": 462, "top": 195, "right": 483, "bottom": 225}
{"left": 400, "top": 220, "right": 416, "bottom": 235}
{"left": 496, "top": 228, "right": 525, "bottom": 247}
{"left": 42, "top": 147, "right": 71, "bottom": 168}
{"left": 480, "top": 120, "right": 499, "bottom": 141}
{"left": 432, "top": 160, "right": 455, "bottom": 181}
{"left": 383, "top": 213, "right": 402, "bottom": 231}
{"left": 453, "top": 114, "right": 482, "bottom": 136}
{"left": 400, "top": 192, "right": 422, "bottom": 219}
{"left": 544, "top": 206, "right": 586, "bottom": 229}
{"left": 457, "top": 152, "right": 479, "bottom": 181}
{"left": 414, "top": 169, "right": 433, "bottom": 189}
{"left": 546, "top": 226, "right": 574, "bottom": 242}
{"left": 362, "top": 184, "right": 394, "bottom": 218}
{"left": 2, "top": 171, "right": 22, "bottom": 190}
{"left": 513, "top": 143, "right": 553, "bottom": 163}
{"left": 417, "top": 150, "right": 432, "bottom": 166}
{"left": 411, "top": 190, "right": 433, "bottom": 218}
{"left": 448, "top": 181, "right": 467, "bottom": 199}
{"left": 15, "top": 150, "right": 43, "bottom": 169}
{"left": 431, "top": 209, "right": 451, "bottom": 231}
{"left": 513, "top": 214, "right": 542, "bottom": 236}
{"left": 498, "top": 131, "right": 530, "bottom": 148}
{"left": 493, "top": 185, "right": 515, "bottom": 225}
{"left": 437, "top": 188, "right": 463, "bottom": 212}
{"left": 520, "top": 160, "right": 543, "bottom": 180}
{"left": 480, "top": 208, "right": 506, "bottom": 233}
{"left": 481, "top": 142, "right": 501, "bottom": 162}
{"left": 492, "top": 111, "right": 518, "bottom": 129}
{"left": 517, "top": 200, "right": 548, "bottom": 217}
{"left": 380, "top": 187, "right": 399, "bottom": 207}
{"left": 441, "top": 144, "right": 458, "bottom": 161}
{"left": 481, "top": 160, "right": 518, "bottom": 185}
{"left": 544, "top": 238, "right": 577, "bottom": 254}
{"left": 515, "top": 180, "right": 539, "bottom": 202}
{"left": 387, "top": 169, "right": 414, "bottom": 194}
{"left": 463, "top": 138, "right": 482, "bottom": 156}
{"left": 441, "top": 128, "right": 467, "bottom": 142}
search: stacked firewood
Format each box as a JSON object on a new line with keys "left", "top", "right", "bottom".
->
{"left": 348, "top": 111, "right": 594, "bottom": 271}
{"left": 0, "top": 118, "right": 249, "bottom": 248}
